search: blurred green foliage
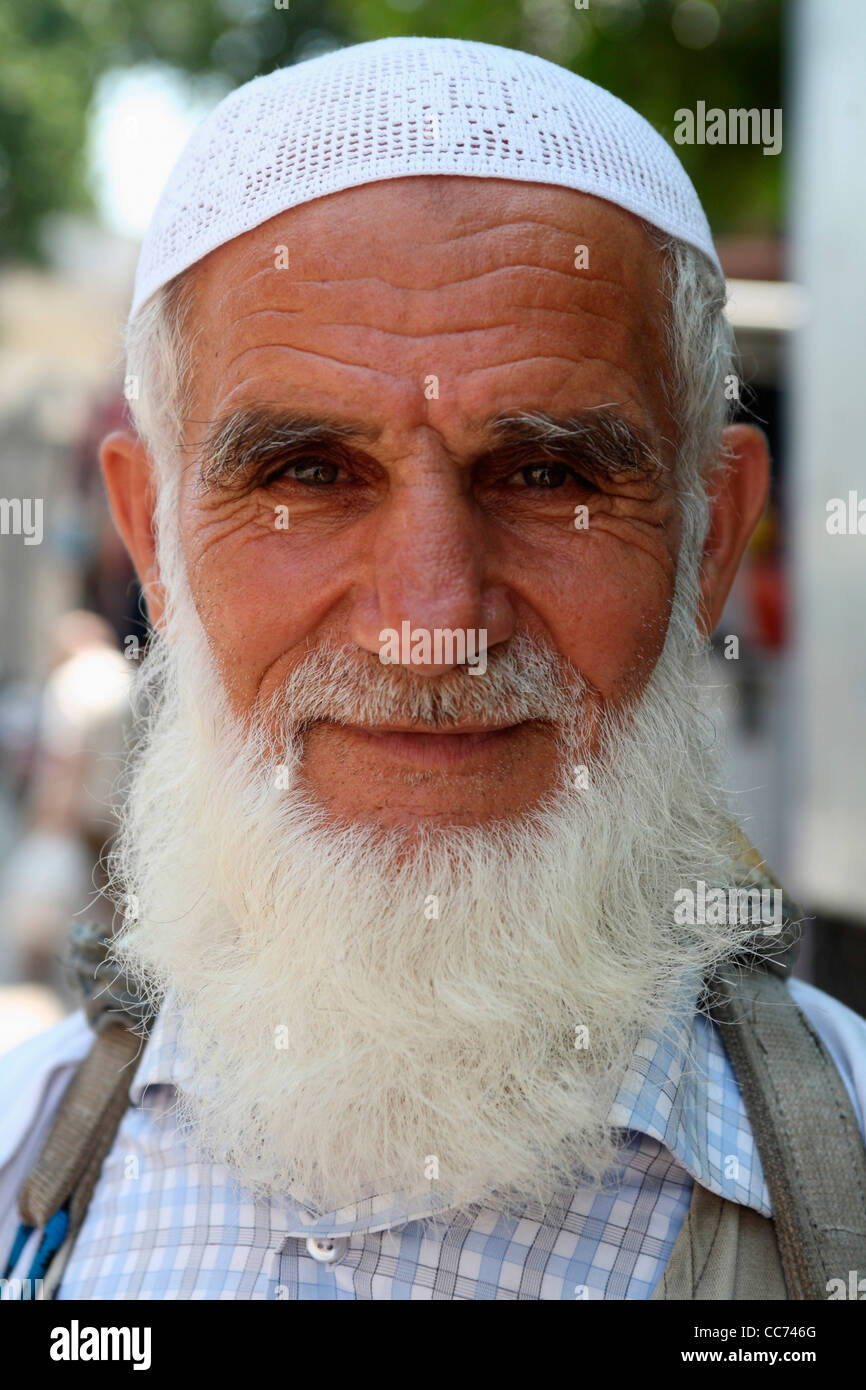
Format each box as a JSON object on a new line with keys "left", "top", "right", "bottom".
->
{"left": 0, "top": 0, "right": 783, "bottom": 263}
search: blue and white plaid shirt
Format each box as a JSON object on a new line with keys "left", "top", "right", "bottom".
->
{"left": 2, "top": 976, "right": 864, "bottom": 1299}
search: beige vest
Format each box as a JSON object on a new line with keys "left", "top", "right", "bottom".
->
{"left": 652, "top": 1183, "right": 787, "bottom": 1300}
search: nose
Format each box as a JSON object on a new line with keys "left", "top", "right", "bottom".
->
{"left": 350, "top": 464, "right": 514, "bottom": 676}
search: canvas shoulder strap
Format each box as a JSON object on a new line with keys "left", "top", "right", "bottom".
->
{"left": 709, "top": 957, "right": 866, "bottom": 1298}
{"left": 18, "top": 1022, "right": 142, "bottom": 1234}
{"left": 655, "top": 952, "right": 866, "bottom": 1302}
{"left": 13, "top": 921, "right": 158, "bottom": 1294}
{"left": 658, "top": 832, "right": 866, "bottom": 1300}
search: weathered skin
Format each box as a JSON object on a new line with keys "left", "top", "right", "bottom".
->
{"left": 102, "top": 177, "right": 768, "bottom": 829}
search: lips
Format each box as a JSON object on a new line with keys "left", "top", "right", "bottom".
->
{"left": 350, "top": 720, "right": 519, "bottom": 735}
{"left": 330, "top": 720, "right": 530, "bottom": 766}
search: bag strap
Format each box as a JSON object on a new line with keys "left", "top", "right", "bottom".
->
{"left": 706, "top": 835, "right": 866, "bottom": 1299}
{"left": 15, "top": 921, "right": 159, "bottom": 1286}
{"left": 17, "top": 1023, "right": 143, "bottom": 1232}
{"left": 710, "top": 961, "right": 866, "bottom": 1299}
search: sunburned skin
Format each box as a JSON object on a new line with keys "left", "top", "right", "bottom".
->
{"left": 101, "top": 176, "right": 768, "bottom": 830}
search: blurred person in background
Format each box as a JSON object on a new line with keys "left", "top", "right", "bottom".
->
{"left": 0, "top": 610, "right": 131, "bottom": 998}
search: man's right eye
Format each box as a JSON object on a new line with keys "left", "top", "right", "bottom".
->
{"left": 287, "top": 459, "right": 341, "bottom": 485}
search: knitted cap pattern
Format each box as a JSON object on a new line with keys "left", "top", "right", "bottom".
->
{"left": 131, "top": 35, "right": 721, "bottom": 318}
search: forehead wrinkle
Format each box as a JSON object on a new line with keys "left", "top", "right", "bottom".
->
{"left": 226, "top": 289, "right": 637, "bottom": 341}
{"left": 226, "top": 266, "right": 585, "bottom": 317}
{"left": 207, "top": 349, "right": 663, "bottom": 449}
{"left": 221, "top": 264, "right": 643, "bottom": 323}
{"left": 229, "top": 202, "right": 607, "bottom": 249}
{"left": 219, "top": 340, "right": 423, "bottom": 381}
{"left": 187, "top": 207, "right": 671, "bottom": 458}
{"left": 195, "top": 179, "right": 665, "bottom": 333}
{"left": 205, "top": 405, "right": 381, "bottom": 449}
{"left": 461, "top": 356, "right": 657, "bottom": 400}
{"left": 211, "top": 207, "right": 652, "bottom": 303}
{"left": 205, "top": 272, "right": 663, "bottom": 396}
{"left": 202, "top": 238, "right": 663, "bottom": 375}
{"left": 222, "top": 311, "right": 627, "bottom": 357}
{"left": 226, "top": 258, "right": 586, "bottom": 291}
{"left": 219, "top": 305, "right": 651, "bottom": 379}
{"left": 219, "top": 188, "right": 651, "bottom": 269}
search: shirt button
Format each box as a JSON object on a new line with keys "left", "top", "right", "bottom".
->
{"left": 305, "top": 1235, "right": 348, "bottom": 1264}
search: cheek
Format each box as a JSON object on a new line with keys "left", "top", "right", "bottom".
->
{"left": 525, "top": 542, "right": 676, "bottom": 700}
{"left": 181, "top": 507, "right": 343, "bottom": 707}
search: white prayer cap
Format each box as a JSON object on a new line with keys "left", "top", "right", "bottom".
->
{"left": 130, "top": 35, "right": 722, "bottom": 320}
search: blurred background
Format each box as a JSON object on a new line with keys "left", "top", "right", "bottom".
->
{"left": 0, "top": 0, "right": 863, "bottom": 1049}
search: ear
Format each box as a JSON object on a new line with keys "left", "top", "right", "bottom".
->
{"left": 100, "top": 430, "right": 166, "bottom": 630}
{"left": 696, "top": 423, "right": 770, "bottom": 637}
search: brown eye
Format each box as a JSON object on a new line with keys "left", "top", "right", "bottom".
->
{"left": 290, "top": 459, "right": 341, "bottom": 485}
{"left": 520, "top": 464, "right": 569, "bottom": 488}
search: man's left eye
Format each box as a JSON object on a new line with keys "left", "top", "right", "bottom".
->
{"left": 289, "top": 459, "right": 341, "bottom": 485}
{"left": 510, "top": 463, "right": 573, "bottom": 488}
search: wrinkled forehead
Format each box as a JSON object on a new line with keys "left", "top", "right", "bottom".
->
{"left": 192, "top": 175, "right": 667, "bottom": 318}
{"left": 179, "top": 176, "right": 675, "bottom": 461}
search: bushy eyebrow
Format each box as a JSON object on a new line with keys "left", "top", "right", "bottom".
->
{"left": 485, "top": 409, "right": 664, "bottom": 483}
{"left": 197, "top": 408, "right": 381, "bottom": 492}
{"left": 197, "top": 404, "right": 664, "bottom": 493}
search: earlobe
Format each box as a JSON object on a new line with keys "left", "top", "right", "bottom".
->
{"left": 100, "top": 430, "right": 166, "bottom": 629}
{"left": 696, "top": 423, "right": 770, "bottom": 638}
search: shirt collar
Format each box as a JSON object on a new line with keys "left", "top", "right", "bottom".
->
{"left": 129, "top": 982, "right": 771, "bottom": 1234}
{"left": 608, "top": 993, "right": 771, "bottom": 1217}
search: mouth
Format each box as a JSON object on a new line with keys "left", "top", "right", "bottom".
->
{"left": 325, "top": 719, "right": 535, "bottom": 767}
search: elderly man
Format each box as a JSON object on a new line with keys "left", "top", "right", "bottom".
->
{"left": 1, "top": 36, "right": 864, "bottom": 1302}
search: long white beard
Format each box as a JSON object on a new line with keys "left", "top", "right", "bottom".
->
{"left": 108, "top": 568, "right": 753, "bottom": 1219}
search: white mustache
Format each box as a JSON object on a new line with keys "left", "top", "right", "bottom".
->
{"left": 260, "top": 632, "right": 589, "bottom": 735}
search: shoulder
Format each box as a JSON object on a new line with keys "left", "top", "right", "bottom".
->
{"left": 787, "top": 977, "right": 866, "bottom": 1139}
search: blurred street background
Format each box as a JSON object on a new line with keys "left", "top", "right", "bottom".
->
{"left": 1, "top": 0, "right": 864, "bottom": 1049}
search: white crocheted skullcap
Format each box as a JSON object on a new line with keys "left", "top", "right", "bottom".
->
{"left": 130, "top": 34, "right": 722, "bottom": 320}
